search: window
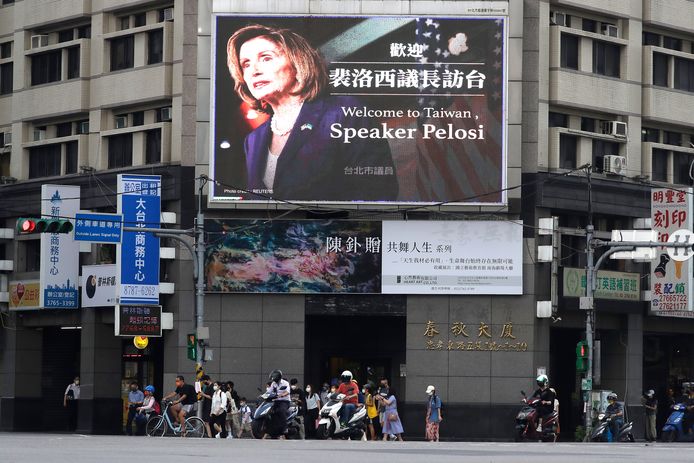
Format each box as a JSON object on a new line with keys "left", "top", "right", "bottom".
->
{"left": 67, "top": 46, "right": 80, "bottom": 79}
{"left": 23, "top": 240, "right": 41, "bottom": 273}
{"left": 108, "top": 133, "right": 133, "bottom": 168}
{"left": 593, "top": 139, "right": 620, "bottom": 171}
{"left": 593, "top": 41, "right": 620, "bottom": 77}
{"left": 145, "top": 129, "right": 161, "bottom": 164}
{"left": 119, "top": 16, "right": 130, "bottom": 30}
{"left": 134, "top": 13, "right": 147, "bottom": 27}
{"left": 652, "top": 148, "right": 668, "bottom": 182}
{"left": 0, "top": 62, "right": 11, "bottom": 95}
{"left": 65, "top": 141, "right": 78, "bottom": 174}
{"left": 653, "top": 52, "right": 669, "bottom": 87}
{"left": 582, "top": 19, "right": 597, "bottom": 33}
{"left": 642, "top": 128, "right": 659, "bottom": 142}
{"left": 663, "top": 36, "right": 682, "bottom": 51}
{"left": 31, "top": 50, "right": 62, "bottom": 85}
{"left": 0, "top": 42, "right": 11, "bottom": 58}
{"left": 560, "top": 33, "right": 579, "bottom": 70}
{"left": 581, "top": 117, "right": 596, "bottom": 132}
{"left": 643, "top": 32, "right": 661, "bottom": 46}
{"left": 132, "top": 111, "right": 144, "bottom": 126}
{"left": 58, "top": 29, "right": 74, "bottom": 43}
{"left": 549, "top": 112, "right": 568, "bottom": 128}
{"left": 56, "top": 122, "right": 72, "bottom": 137}
{"left": 147, "top": 29, "right": 163, "bottom": 64}
{"left": 674, "top": 57, "right": 694, "bottom": 92}
{"left": 77, "top": 25, "right": 91, "bottom": 39}
{"left": 110, "top": 35, "right": 134, "bottom": 71}
{"left": 2, "top": 0, "right": 15, "bottom": 5}
{"left": 559, "top": 134, "right": 577, "bottom": 169}
{"left": 664, "top": 131, "right": 682, "bottom": 146}
{"left": 673, "top": 152, "right": 692, "bottom": 185}
{"left": 29, "top": 144, "right": 61, "bottom": 178}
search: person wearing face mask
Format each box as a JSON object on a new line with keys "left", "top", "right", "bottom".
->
{"left": 199, "top": 375, "right": 214, "bottom": 438}
{"left": 289, "top": 378, "right": 306, "bottom": 439}
{"left": 304, "top": 384, "right": 321, "bottom": 439}
{"left": 238, "top": 397, "right": 253, "bottom": 438}
{"left": 209, "top": 381, "right": 228, "bottom": 438}
{"left": 125, "top": 381, "right": 145, "bottom": 436}
{"left": 63, "top": 376, "right": 80, "bottom": 431}
{"left": 319, "top": 383, "right": 331, "bottom": 406}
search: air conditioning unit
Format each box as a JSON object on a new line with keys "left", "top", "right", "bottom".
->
{"left": 2, "top": 132, "right": 11, "bottom": 147}
{"left": 163, "top": 7, "right": 174, "bottom": 21}
{"left": 602, "top": 121, "right": 627, "bottom": 138}
{"left": 115, "top": 116, "right": 128, "bottom": 129}
{"left": 603, "top": 24, "right": 619, "bottom": 38}
{"left": 160, "top": 107, "right": 172, "bottom": 122}
{"left": 33, "top": 129, "right": 46, "bottom": 141}
{"left": 31, "top": 34, "right": 48, "bottom": 49}
{"left": 603, "top": 155, "right": 627, "bottom": 176}
{"left": 551, "top": 12, "right": 568, "bottom": 27}
{"left": 77, "top": 121, "right": 89, "bottom": 134}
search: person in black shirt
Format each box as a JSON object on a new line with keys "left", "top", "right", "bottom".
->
{"left": 531, "top": 374, "right": 556, "bottom": 431}
{"left": 605, "top": 393, "right": 624, "bottom": 441}
{"left": 163, "top": 375, "right": 197, "bottom": 431}
{"left": 290, "top": 378, "right": 306, "bottom": 439}
{"left": 643, "top": 389, "right": 658, "bottom": 442}
{"left": 682, "top": 387, "right": 694, "bottom": 435}
{"left": 199, "top": 375, "right": 214, "bottom": 437}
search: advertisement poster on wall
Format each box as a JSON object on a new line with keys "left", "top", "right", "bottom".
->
{"left": 81, "top": 264, "right": 117, "bottom": 308}
{"left": 9, "top": 280, "right": 41, "bottom": 311}
{"left": 210, "top": 15, "right": 507, "bottom": 205}
{"left": 205, "top": 219, "right": 522, "bottom": 295}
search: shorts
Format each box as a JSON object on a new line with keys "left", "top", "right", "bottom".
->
{"left": 181, "top": 404, "right": 194, "bottom": 415}
{"left": 367, "top": 416, "right": 378, "bottom": 425}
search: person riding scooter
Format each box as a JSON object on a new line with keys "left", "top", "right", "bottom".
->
{"left": 531, "top": 375, "right": 556, "bottom": 431}
{"left": 682, "top": 387, "right": 694, "bottom": 435}
{"left": 337, "top": 371, "right": 359, "bottom": 426}
{"left": 605, "top": 392, "right": 624, "bottom": 440}
{"left": 267, "top": 369, "right": 290, "bottom": 439}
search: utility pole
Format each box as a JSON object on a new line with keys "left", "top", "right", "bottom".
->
{"left": 584, "top": 166, "right": 595, "bottom": 438}
{"left": 195, "top": 176, "right": 207, "bottom": 400}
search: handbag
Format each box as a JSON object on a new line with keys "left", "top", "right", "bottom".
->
{"left": 387, "top": 411, "right": 398, "bottom": 422}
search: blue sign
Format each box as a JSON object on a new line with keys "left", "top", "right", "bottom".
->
{"left": 117, "top": 175, "right": 161, "bottom": 305}
{"left": 74, "top": 213, "right": 123, "bottom": 243}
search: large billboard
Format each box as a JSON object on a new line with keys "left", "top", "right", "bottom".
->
{"left": 210, "top": 15, "right": 507, "bottom": 205}
{"left": 205, "top": 220, "right": 522, "bottom": 294}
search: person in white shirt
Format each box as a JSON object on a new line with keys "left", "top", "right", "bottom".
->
{"left": 267, "top": 369, "right": 290, "bottom": 439}
{"left": 63, "top": 376, "right": 80, "bottom": 431}
{"left": 210, "top": 381, "right": 228, "bottom": 438}
{"left": 134, "top": 385, "right": 157, "bottom": 435}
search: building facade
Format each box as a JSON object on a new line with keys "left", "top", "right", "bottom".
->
{"left": 0, "top": 0, "right": 692, "bottom": 440}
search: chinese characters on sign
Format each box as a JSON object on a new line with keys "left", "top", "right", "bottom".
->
{"left": 563, "top": 267, "right": 640, "bottom": 301}
{"left": 8, "top": 281, "right": 40, "bottom": 311}
{"left": 115, "top": 304, "right": 162, "bottom": 337}
{"left": 329, "top": 67, "right": 486, "bottom": 90}
{"left": 651, "top": 188, "right": 694, "bottom": 317}
{"left": 325, "top": 236, "right": 382, "bottom": 254}
{"left": 74, "top": 212, "right": 123, "bottom": 243}
{"left": 81, "top": 264, "right": 117, "bottom": 308}
{"left": 423, "top": 320, "right": 528, "bottom": 352}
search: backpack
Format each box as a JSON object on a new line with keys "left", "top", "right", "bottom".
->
{"left": 153, "top": 400, "right": 161, "bottom": 415}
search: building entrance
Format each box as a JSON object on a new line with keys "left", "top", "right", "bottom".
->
{"left": 550, "top": 327, "right": 582, "bottom": 441}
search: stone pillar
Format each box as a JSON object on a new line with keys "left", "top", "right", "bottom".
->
{"left": 626, "top": 313, "right": 644, "bottom": 439}
{"left": 0, "top": 326, "right": 42, "bottom": 431}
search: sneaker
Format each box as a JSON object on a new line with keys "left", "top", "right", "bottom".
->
{"left": 215, "top": 433, "right": 221, "bottom": 439}
{"left": 226, "top": 434, "right": 233, "bottom": 439}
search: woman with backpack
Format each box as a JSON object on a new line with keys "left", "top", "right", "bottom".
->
{"left": 210, "top": 381, "right": 228, "bottom": 438}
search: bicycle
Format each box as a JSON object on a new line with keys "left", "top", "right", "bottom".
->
{"left": 146, "top": 400, "right": 205, "bottom": 438}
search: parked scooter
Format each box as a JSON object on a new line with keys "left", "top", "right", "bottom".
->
{"left": 661, "top": 403, "right": 694, "bottom": 442}
{"left": 317, "top": 392, "right": 367, "bottom": 440}
{"left": 251, "top": 391, "right": 301, "bottom": 439}
{"left": 591, "top": 412, "right": 635, "bottom": 442}
{"left": 514, "top": 391, "right": 560, "bottom": 442}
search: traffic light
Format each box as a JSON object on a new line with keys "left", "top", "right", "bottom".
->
{"left": 16, "top": 218, "right": 73, "bottom": 234}
{"left": 187, "top": 333, "right": 197, "bottom": 361}
{"left": 576, "top": 340, "right": 589, "bottom": 373}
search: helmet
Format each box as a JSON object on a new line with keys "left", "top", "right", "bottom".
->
{"left": 269, "top": 369, "right": 283, "bottom": 383}
{"left": 340, "top": 370, "right": 353, "bottom": 383}
{"left": 536, "top": 374, "right": 549, "bottom": 387}
{"left": 607, "top": 392, "right": 618, "bottom": 401}
{"left": 426, "top": 385, "right": 436, "bottom": 395}
{"left": 144, "top": 385, "right": 155, "bottom": 393}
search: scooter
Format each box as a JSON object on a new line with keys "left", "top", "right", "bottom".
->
{"left": 251, "top": 391, "right": 301, "bottom": 439}
{"left": 661, "top": 403, "right": 694, "bottom": 442}
{"left": 591, "top": 413, "right": 635, "bottom": 442}
{"left": 316, "top": 392, "right": 367, "bottom": 440}
{"left": 514, "top": 391, "right": 560, "bottom": 442}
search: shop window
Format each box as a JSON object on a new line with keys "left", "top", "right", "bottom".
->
{"left": 593, "top": 40, "right": 620, "bottom": 78}
{"left": 548, "top": 112, "right": 568, "bottom": 128}
{"left": 653, "top": 52, "right": 669, "bottom": 87}
{"left": 110, "top": 35, "right": 134, "bottom": 71}
{"left": 0, "top": 62, "right": 11, "bottom": 94}
{"left": 652, "top": 148, "right": 668, "bottom": 182}
{"left": 31, "top": 50, "right": 62, "bottom": 85}
{"left": 29, "top": 144, "right": 61, "bottom": 178}
{"left": 559, "top": 134, "right": 577, "bottom": 169}
{"left": 108, "top": 133, "right": 133, "bottom": 168}
{"left": 145, "top": 129, "right": 161, "bottom": 164}
{"left": 147, "top": 29, "right": 163, "bottom": 65}
{"left": 65, "top": 141, "right": 78, "bottom": 174}
{"left": 674, "top": 57, "right": 694, "bottom": 92}
{"left": 560, "top": 33, "right": 579, "bottom": 70}
{"left": 67, "top": 46, "right": 80, "bottom": 79}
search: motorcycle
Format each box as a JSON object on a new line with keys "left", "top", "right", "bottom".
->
{"left": 514, "top": 391, "right": 559, "bottom": 442}
{"left": 591, "top": 413, "right": 635, "bottom": 442}
{"left": 316, "top": 392, "right": 367, "bottom": 440}
{"left": 251, "top": 391, "right": 301, "bottom": 439}
{"left": 661, "top": 403, "right": 694, "bottom": 442}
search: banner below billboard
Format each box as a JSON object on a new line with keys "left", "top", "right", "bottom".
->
{"left": 205, "top": 220, "right": 522, "bottom": 295}
{"left": 211, "top": 15, "right": 507, "bottom": 205}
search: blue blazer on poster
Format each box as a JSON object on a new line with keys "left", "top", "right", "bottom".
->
{"left": 244, "top": 95, "right": 399, "bottom": 201}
